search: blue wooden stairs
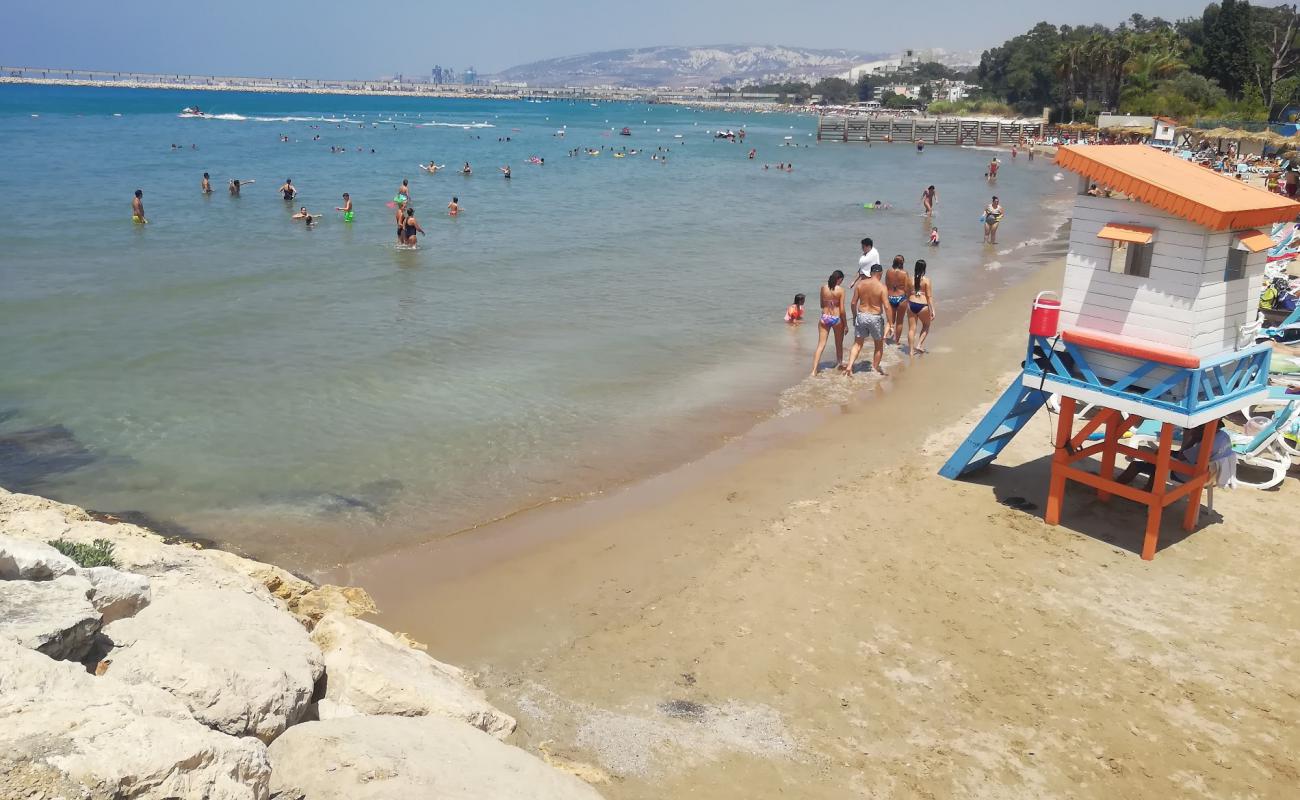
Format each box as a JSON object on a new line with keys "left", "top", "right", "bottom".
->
{"left": 939, "top": 376, "right": 1048, "bottom": 479}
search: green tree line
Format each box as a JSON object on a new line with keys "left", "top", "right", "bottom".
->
{"left": 977, "top": 4, "right": 1300, "bottom": 121}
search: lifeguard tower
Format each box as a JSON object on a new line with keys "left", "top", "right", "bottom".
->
{"left": 941, "top": 145, "right": 1300, "bottom": 559}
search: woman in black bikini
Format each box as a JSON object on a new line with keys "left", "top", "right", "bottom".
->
{"left": 907, "top": 259, "right": 935, "bottom": 354}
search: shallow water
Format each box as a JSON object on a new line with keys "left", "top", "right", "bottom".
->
{"left": 0, "top": 85, "right": 1074, "bottom": 566}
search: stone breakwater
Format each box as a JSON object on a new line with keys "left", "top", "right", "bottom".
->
{"left": 0, "top": 487, "right": 605, "bottom": 800}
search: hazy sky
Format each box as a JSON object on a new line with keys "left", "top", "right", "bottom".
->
{"left": 2, "top": 0, "right": 1214, "bottom": 78}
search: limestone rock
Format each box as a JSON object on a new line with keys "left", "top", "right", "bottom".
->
{"left": 311, "top": 613, "right": 515, "bottom": 739}
{"left": 0, "top": 574, "right": 101, "bottom": 660}
{"left": 0, "top": 637, "right": 271, "bottom": 800}
{"left": 0, "top": 532, "right": 77, "bottom": 580}
{"left": 78, "top": 565, "right": 152, "bottom": 624}
{"left": 104, "top": 586, "right": 324, "bottom": 742}
{"left": 268, "top": 716, "right": 605, "bottom": 800}
{"left": 291, "top": 584, "right": 378, "bottom": 628}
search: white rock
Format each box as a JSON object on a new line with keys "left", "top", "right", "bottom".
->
{"left": 0, "top": 574, "right": 101, "bottom": 660}
{"left": 0, "top": 636, "right": 271, "bottom": 800}
{"left": 78, "top": 565, "right": 152, "bottom": 623}
{"left": 268, "top": 716, "right": 605, "bottom": 800}
{"left": 104, "top": 586, "right": 324, "bottom": 742}
{"left": 0, "top": 532, "right": 77, "bottom": 580}
{"left": 311, "top": 613, "right": 516, "bottom": 739}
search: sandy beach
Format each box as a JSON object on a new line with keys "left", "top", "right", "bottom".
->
{"left": 335, "top": 253, "right": 1300, "bottom": 798}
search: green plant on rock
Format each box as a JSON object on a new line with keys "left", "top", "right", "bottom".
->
{"left": 48, "top": 537, "right": 118, "bottom": 569}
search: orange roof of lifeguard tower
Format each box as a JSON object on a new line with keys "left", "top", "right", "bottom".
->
{"left": 1055, "top": 145, "right": 1300, "bottom": 231}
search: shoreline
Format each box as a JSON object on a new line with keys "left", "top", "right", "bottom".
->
{"left": 335, "top": 244, "right": 1300, "bottom": 798}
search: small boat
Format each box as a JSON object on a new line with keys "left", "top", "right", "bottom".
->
{"left": 180, "top": 107, "right": 206, "bottom": 117}
{"left": 619, "top": 127, "right": 632, "bottom": 136}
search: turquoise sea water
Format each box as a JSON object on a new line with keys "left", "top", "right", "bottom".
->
{"left": 0, "top": 85, "right": 1074, "bottom": 568}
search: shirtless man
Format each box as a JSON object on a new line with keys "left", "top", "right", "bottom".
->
{"left": 845, "top": 263, "right": 892, "bottom": 375}
{"left": 201, "top": 172, "right": 212, "bottom": 194}
{"left": 884, "top": 255, "right": 911, "bottom": 345}
{"left": 131, "top": 189, "right": 147, "bottom": 224}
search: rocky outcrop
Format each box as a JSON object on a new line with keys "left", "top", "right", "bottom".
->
{"left": 267, "top": 716, "right": 606, "bottom": 800}
{"left": 311, "top": 613, "right": 516, "bottom": 739}
{"left": 0, "top": 574, "right": 101, "bottom": 660}
{"left": 0, "top": 637, "right": 271, "bottom": 800}
{"left": 104, "top": 586, "right": 325, "bottom": 742}
{"left": 0, "top": 486, "right": 605, "bottom": 798}
{"left": 78, "top": 564, "right": 152, "bottom": 623}
{"left": 0, "top": 532, "right": 77, "bottom": 580}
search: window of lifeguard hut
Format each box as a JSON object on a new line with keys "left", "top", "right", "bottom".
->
{"left": 1108, "top": 240, "right": 1153, "bottom": 277}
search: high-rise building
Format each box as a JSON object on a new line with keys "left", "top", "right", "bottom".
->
{"left": 431, "top": 66, "right": 443, "bottom": 84}
{"left": 463, "top": 67, "right": 477, "bottom": 85}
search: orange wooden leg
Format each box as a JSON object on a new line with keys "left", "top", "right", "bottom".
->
{"left": 1097, "top": 411, "right": 1121, "bottom": 503}
{"left": 1142, "top": 423, "right": 1175, "bottom": 561}
{"left": 1045, "top": 397, "right": 1075, "bottom": 526}
{"left": 1182, "top": 419, "right": 1219, "bottom": 532}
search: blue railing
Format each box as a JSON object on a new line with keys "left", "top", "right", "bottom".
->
{"left": 1023, "top": 335, "right": 1272, "bottom": 416}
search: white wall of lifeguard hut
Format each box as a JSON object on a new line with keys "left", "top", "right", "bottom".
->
{"left": 1060, "top": 186, "right": 1268, "bottom": 360}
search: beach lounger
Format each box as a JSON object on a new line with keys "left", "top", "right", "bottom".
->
{"left": 1125, "top": 401, "right": 1297, "bottom": 491}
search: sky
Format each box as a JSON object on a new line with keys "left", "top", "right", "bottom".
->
{"left": 1, "top": 0, "right": 1216, "bottom": 78}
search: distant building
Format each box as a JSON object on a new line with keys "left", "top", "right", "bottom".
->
{"left": 463, "top": 67, "right": 477, "bottom": 85}
{"left": 431, "top": 66, "right": 444, "bottom": 84}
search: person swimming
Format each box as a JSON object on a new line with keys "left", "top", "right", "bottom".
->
{"left": 280, "top": 178, "right": 296, "bottom": 201}
{"left": 785, "top": 293, "right": 805, "bottom": 323}
{"left": 461, "top": 162, "right": 472, "bottom": 175}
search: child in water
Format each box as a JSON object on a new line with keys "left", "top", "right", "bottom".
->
{"left": 929, "top": 227, "right": 940, "bottom": 246}
{"left": 785, "top": 293, "right": 805, "bottom": 323}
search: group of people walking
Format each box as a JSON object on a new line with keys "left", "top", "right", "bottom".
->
{"left": 808, "top": 237, "right": 935, "bottom": 377}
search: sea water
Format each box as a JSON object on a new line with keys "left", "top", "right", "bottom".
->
{"left": 0, "top": 85, "right": 1074, "bottom": 567}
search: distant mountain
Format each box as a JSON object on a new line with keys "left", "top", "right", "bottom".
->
{"left": 491, "top": 45, "right": 888, "bottom": 88}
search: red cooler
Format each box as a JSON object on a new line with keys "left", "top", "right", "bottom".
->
{"left": 1029, "top": 291, "right": 1061, "bottom": 337}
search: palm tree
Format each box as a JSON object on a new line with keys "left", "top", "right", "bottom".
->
{"left": 1121, "top": 49, "right": 1187, "bottom": 108}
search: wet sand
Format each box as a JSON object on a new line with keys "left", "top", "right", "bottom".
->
{"left": 337, "top": 254, "right": 1300, "bottom": 798}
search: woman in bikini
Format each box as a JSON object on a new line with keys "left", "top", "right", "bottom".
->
{"left": 907, "top": 259, "right": 935, "bottom": 354}
{"left": 921, "top": 185, "right": 936, "bottom": 215}
{"left": 885, "top": 254, "right": 910, "bottom": 345}
{"left": 810, "top": 270, "right": 847, "bottom": 376}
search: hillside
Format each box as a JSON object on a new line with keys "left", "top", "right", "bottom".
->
{"left": 490, "top": 44, "right": 886, "bottom": 88}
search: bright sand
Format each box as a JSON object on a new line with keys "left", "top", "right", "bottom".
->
{"left": 335, "top": 254, "right": 1300, "bottom": 798}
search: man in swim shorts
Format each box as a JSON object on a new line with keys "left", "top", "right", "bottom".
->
{"left": 131, "top": 189, "right": 147, "bottom": 224}
{"left": 336, "top": 192, "right": 353, "bottom": 222}
{"left": 884, "top": 255, "right": 910, "bottom": 345}
{"left": 846, "top": 263, "right": 892, "bottom": 375}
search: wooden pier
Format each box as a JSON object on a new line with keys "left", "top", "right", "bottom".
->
{"left": 816, "top": 115, "right": 1046, "bottom": 146}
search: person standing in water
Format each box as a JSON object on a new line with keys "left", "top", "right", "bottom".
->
{"left": 846, "top": 262, "right": 891, "bottom": 375}
{"left": 500, "top": 165, "right": 511, "bottom": 179}
{"left": 229, "top": 178, "right": 253, "bottom": 195}
{"left": 884, "top": 254, "right": 910, "bottom": 345}
{"left": 335, "top": 192, "right": 353, "bottom": 222}
{"left": 447, "top": 196, "right": 460, "bottom": 217}
{"left": 461, "top": 162, "right": 472, "bottom": 175}
{"left": 395, "top": 179, "right": 411, "bottom": 206}
{"left": 131, "top": 189, "right": 147, "bottom": 224}
{"left": 907, "top": 259, "right": 935, "bottom": 354}
{"left": 402, "top": 205, "right": 426, "bottom": 245}
{"left": 921, "top": 185, "right": 936, "bottom": 215}
{"left": 201, "top": 173, "right": 212, "bottom": 194}
{"left": 983, "top": 196, "right": 1005, "bottom": 244}
{"left": 811, "top": 270, "right": 847, "bottom": 376}
{"left": 279, "top": 178, "right": 296, "bottom": 201}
